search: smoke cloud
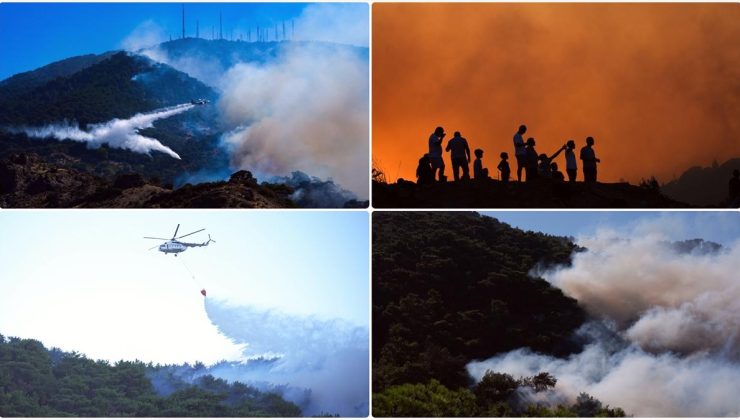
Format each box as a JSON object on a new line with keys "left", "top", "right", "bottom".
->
{"left": 14, "top": 103, "right": 194, "bottom": 159}
{"left": 468, "top": 223, "right": 740, "bottom": 416}
{"left": 218, "top": 43, "right": 368, "bottom": 198}
{"left": 132, "top": 4, "right": 369, "bottom": 199}
{"left": 373, "top": 3, "right": 740, "bottom": 184}
{"left": 121, "top": 20, "right": 167, "bottom": 52}
{"left": 202, "top": 299, "right": 368, "bottom": 416}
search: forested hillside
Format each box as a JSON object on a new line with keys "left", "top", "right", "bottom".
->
{"left": 372, "top": 212, "right": 624, "bottom": 416}
{"left": 0, "top": 334, "right": 300, "bottom": 417}
{"left": 0, "top": 52, "right": 215, "bottom": 126}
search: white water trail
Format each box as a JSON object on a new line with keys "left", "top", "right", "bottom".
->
{"left": 16, "top": 103, "right": 195, "bottom": 159}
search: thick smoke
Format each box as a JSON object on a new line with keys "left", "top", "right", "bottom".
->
{"left": 202, "top": 299, "right": 368, "bottom": 417}
{"left": 373, "top": 4, "right": 740, "bottom": 184}
{"left": 131, "top": 5, "right": 369, "bottom": 199}
{"left": 13, "top": 104, "right": 194, "bottom": 159}
{"left": 218, "top": 43, "right": 368, "bottom": 197}
{"left": 468, "top": 225, "right": 740, "bottom": 416}
{"left": 267, "top": 171, "right": 359, "bottom": 208}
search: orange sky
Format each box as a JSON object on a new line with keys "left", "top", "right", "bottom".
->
{"left": 373, "top": 3, "right": 740, "bottom": 184}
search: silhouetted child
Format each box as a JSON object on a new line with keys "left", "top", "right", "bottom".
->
{"left": 564, "top": 140, "right": 577, "bottom": 182}
{"left": 551, "top": 162, "right": 565, "bottom": 181}
{"left": 524, "top": 138, "right": 539, "bottom": 181}
{"left": 416, "top": 154, "right": 434, "bottom": 185}
{"left": 497, "top": 152, "right": 510, "bottom": 182}
{"left": 473, "top": 148, "right": 489, "bottom": 179}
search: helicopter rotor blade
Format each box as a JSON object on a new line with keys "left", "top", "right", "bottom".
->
{"left": 144, "top": 237, "right": 170, "bottom": 240}
{"left": 176, "top": 228, "right": 205, "bottom": 240}
{"left": 148, "top": 245, "right": 159, "bottom": 251}
{"left": 172, "top": 224, "right": 180, "bottom": 240}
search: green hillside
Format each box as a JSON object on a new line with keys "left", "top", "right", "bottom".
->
{"left": 0, "top": 334, "right": 300, "bottom": 417}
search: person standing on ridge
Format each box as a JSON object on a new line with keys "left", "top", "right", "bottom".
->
{"left": 497, "top": 152, "right": 511, "bottom": 183}
{"left": 580, "top": 136, "right": 601, "bottom": 183}
{"left": 513, "top": 124, "right": 527, "bottom": 182}
{"left": 564, "top": 140, "right": 577, "bottom": 182}
{"left": 524, "top": 137, "right": 539, "bottom": 182}
{"left": 428, "top": 126, "right": 446, "bottom": 181}
{"left": 445, "top": 131, "right": 471, "bottom": 181}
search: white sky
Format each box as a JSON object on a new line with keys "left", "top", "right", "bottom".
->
{"left": 0, "top": 210, "right": 368, "bottom": 365}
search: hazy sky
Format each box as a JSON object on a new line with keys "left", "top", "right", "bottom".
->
{"left": 0, "top": 2, "right": 369, "bottom": 80}
{"left": 488, "top": 211, "right": 740, "bottom": 246}
{"left": 0, "top": 210, "right": 368, "bottom": 364}
{"left": 373, "top": 3, "right": 740, "bottom": 185}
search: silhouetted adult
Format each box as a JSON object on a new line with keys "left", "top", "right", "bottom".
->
{"left": 473, "top": 149, "right": 489, "bottom": 179}
{"left": 513, "top": 125, "right": 528, "bottom": 182}
{"left": 524, "top": 137, "right": 539, "bottom": 182}
{"left": 428, "top": 126, "right": 446, "bottom": 181}
{"left": 730, "top": 169, "right": 740, "bottom": 207}
{"left": 416, "top": 154, "right": 434, "bottom": 185}
{"left": 538, "top": 145, "right": 566, "bottom": 178}
{"left": 446, "top": 131, "right": 471, "bottom": 181}
{"left": 580, "top": 136, "right": 600, "bottom": 183}
{"left": 564, "top": 140, "right": 577, "bottom": 182}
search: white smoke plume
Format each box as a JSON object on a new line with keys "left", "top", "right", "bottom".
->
{"left": 132, "top": 4, "right": 369, "bottom": 198}
{"left": 15, "top": 104, "right": 194, "bottom": 159}
{"left": 121, "top": 20, "right": 167, "bottom": 52}
{"left": 203, "top": 299, "right": 369, "bottom": 417}
{"left": 468, "top": 223, "right": 740, "bottom": 416}
{"left": 218, "top": 43, "right": 368, "bottom": 197}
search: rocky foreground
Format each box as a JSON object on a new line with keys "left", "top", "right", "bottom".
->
{"left": 373, "top": 178, "right": 691, "bottom": 208}
{"left": 0, "top": 153, "right": 366, "bottom": 208}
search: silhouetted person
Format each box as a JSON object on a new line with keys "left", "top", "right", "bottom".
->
{"left": 416, "top": 154, "right": 434, "bottom": 185}
{"left": 473, "top": 148, "right": 489, "bottom": 179}
{"left": 513, "top": 124, "right": 527, "bottom": 182}
{"left": 551, "top": 162, "right": 565, "bottom": 181}
{"left": 580, "top": 136, "right": 601, "bottom": 183}
{"left": 446, "top": 131, "right": 471, "bottom": 181}
{"left": 730, "top": 169, "right": 740, "bottom": 207}
{"left": 428, "top": 126, "right": 446, "bottom": 181}
{"left": 538, "top": 145, "right": 566, "bottom": 178}
{"left": 524, "top": 137, "right": 539, "bottom": 182}
{"left": 497, "top": 152, "right": 511, "bottom": 182}
{"left": 564, "top": 139, "right": 577, "bottom": 182}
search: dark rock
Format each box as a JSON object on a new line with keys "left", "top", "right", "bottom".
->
{"left": 113, "top": 173, "right": 146, "bottom": 189}
{"left": 229, "top": 170, "right": 256, "bottom": 184}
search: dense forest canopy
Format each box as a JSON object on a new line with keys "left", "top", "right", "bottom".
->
{"left": 372, "top": 212, "right": 624, "bottom": 416}
{"left": 0, "top": 334, "right": 300, "bottom": 417}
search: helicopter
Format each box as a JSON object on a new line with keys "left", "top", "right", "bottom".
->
{"left": 144, "top": 224, "right": 215, "bottom": 256}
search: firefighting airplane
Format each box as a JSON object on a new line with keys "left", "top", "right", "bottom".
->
{"left": 144, "top": 224, "right": 214, "bottom": 256}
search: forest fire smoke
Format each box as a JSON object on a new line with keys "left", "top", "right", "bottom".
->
{"left": 468, "top": 223, "right": 740, "bottom": 416}
{"left": 373, "top": 3, "right": 740, "bottom": 184}
{"left": 203, "top": 299, "right": 368, "bottom": 416}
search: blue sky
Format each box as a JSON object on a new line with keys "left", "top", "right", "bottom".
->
{"left": 0, "top": 2, "right": 368, "bottom": 80}
{"left": 486, "top": 211, "right": 740, "bottom": 246}
{"left": 0, "top": 210, "right": 368, "bottom": 364}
